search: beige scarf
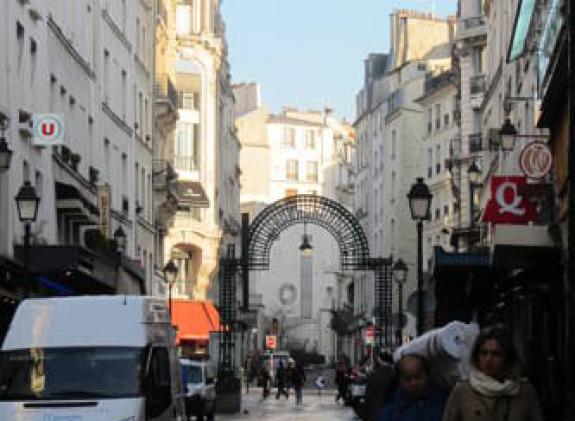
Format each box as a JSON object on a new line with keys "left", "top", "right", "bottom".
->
{"left": 469, "top": 367, "right": 520, "bottom": 397}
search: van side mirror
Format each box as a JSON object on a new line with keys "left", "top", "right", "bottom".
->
{"left": 206, "top": 377, "right": 214, "bottom": 385}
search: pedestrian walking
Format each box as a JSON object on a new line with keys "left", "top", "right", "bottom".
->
{"left": 261, "top": 365, "right": 271, "bottom": 400}
{"left": 365, "top": 351, "right": 396, "bottom": 421}
{"left": 275, "top": 360, "right": 289, "bottom": 399}
{"left": 375, "top": 354, "right": 446, "bottom": 421}
{"left": 442, "top": 325, "right": 544, "bottom": 421}
{"left": 292, "top": 362, "right": 306, "bottom": 405}
{"left": 335, "top": 360, "right": 350, "bottom": 404}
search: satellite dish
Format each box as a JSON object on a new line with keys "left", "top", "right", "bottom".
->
{"left": 406, "top": 291, "right": 436, "bottom": 315}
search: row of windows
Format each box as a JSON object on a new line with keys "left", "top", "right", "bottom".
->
{"left": 427, "top": 99, "right": 458, "bottom": 134}
{"left": 282, "top": 128, "right": 318, "bottom": 149}
{"left": 285, "top": 160, "right": 319, "bottom": 182}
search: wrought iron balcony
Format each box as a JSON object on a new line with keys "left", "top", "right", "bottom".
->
{"left": 469, "top": 133, "right": 483, "bottom": 153}
{"left": 154, "top": 73, "right": 178, "bottom": 111}
{"left": 173, "top": 156, "right": 198, "bottom": 173}
{"left": 457, "top": 16, "right": 487, "bottom": 41}
{"left": 153, "top": 159, "right": 177, "bottom": 190}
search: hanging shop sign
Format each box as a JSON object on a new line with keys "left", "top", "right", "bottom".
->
{"left": 482, "top": 176, "right": 538, "bottom": 225}
{"left": 97, "top": 185, "right": 111, "bottom": 238}
{"left": 519, "top": 142, "right": 553, "bottom": 179}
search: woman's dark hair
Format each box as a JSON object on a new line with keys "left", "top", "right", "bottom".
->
{"left": 471, "top": 324, "right": 520, "bottom": 372}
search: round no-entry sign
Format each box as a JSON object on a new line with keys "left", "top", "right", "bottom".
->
{"left": 266, "top": 335, "right": 277, "bottom": 350}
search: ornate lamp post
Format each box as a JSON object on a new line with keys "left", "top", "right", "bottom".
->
{"left": 499, "top": 118, "right": 518, "bottom": 152}
{"left": 113, "top": 226, "right": 127, "bottom": 255}
{"left": 15, "top": 181, "right": 40, "bottom": 281}
{"left": 392, "top": 258, "right": 408, "bottom": 344}
{"left": 163, "top": 260, "right": 178, "bottom": 318}
{"left": 468, "top": 161, "right": 482, "bottom": 229}
{"left": 407, "top": 178, "right": 432, "bottom": 336}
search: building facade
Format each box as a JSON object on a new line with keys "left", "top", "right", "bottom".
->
{"left": 353, "top": 10, "right": 454, "bottom": 356}
{"left": 0, "top": 0, "right": 162, "bottom": 337}
{"left": 164, "top": 0, "right": 240, "bottom": 302}
{"left": 235, "top": 84, "right": 355, "bottom": 363}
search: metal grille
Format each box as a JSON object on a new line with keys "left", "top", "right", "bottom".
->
{"left": 218, "top": 258, "right": 237, "bottom": 373}
{"left": 248, "top": 195, "right": 370, "bottom": 270}
{"left": 371, "top": 258, "right": 393, "bottom": 348}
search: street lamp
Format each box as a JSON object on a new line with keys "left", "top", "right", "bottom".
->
{"left": 392, "top": 258, "right": 408, "bottom": 346}
{"left": 499, "top": 118, "right": 518, "bottom": 152}
{"left": 299, "top": 221, "right": 313, "bottom": 256}
{"left": 407, "top": 178, "right": 432, "bottom": 336}
{"left": 468, "top": 162, "right": 482, "bottom": 231}
{"left": 163, "top": 260, "right": 178, "bottom": 318}
{"left": 113, "top": 226, "right": 127, "bottom": 254}
{"left": 0, "top": 113, "right": 12, "bottom": 171}
{"left": 15, "top": 181, "right": 40, "bottom": 281}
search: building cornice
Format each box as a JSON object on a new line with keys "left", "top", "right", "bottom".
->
{"left": 101, "top": 8, "right": 132, "bottom": 52}
{"left": 47, "top": 16, "right": 95, "bottom": 80}
{"left": 101, "top": 102, "right": 133, "bottom": 137}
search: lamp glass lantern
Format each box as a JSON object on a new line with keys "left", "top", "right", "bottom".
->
{"left": 499, "top": 118, "right": 518, "bottom": 152}
{"left": 468, "top": 161, "right": 481, "bottom": 184}
{"left": 0, "top": 138, "right": 13, "bottom": 171}
{"left": 163, "top": 260, "right": 178, "bottom": 286}
{"left": 113, "top": 226, "right": 127, "bottom": 253}
{"left": 407, "top": 178, "right": 432, "bottom": 220}
{"left": 299, "top": 222, "right": 313, "bottom": 256}
{"left": 15, "top": 181, "right": 40, "bottom": 222}
{"left": 392, "top": 258, "right": 408, "bottom": 285}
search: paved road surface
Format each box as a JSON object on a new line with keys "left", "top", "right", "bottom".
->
{"left": 217, "top": 388, "right": 357, "bottom": 420}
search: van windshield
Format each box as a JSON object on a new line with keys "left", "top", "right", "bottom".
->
{"left": 0, "top": 347, "right": 143, "bottom": 400}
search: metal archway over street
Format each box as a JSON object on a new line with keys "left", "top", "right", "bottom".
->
{"left": 247, "top": 194, "right": 371, "bottom": 270}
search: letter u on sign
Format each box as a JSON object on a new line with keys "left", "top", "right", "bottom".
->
{"left": 32, "top": 114, "right": 65, "bottom": 147}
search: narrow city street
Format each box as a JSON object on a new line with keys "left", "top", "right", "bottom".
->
{"left": 218, "top": 389, "right": 356, "bottom": 421}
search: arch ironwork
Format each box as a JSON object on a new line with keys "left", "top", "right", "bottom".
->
{"left": 217, "top": 195, "right": 393, "bottom": 401}
{"left": 248, "top": 194, "right": 371, "bottom": 270}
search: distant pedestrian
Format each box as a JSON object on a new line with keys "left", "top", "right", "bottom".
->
{"left": 261, "top": 365, "right": 271, "bottom": 399}
{"left": 442, "top": 325, "right": 544, "bottom": 421}
{"left": 292, "top": 362, "right": 306, "bottom": 405}
{"left": 335, "top": 361, "right": 349, "bottom": 404}
{"left": 275, "top": 360, "right": 289, "bottom": 399}
{"left": 375, "top": 354, "right": 446, "bottom": 421}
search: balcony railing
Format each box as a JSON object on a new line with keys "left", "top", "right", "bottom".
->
{"left": 470, "top": 74, "right": 486, "bottom": 95}
{"left": 173, "top": 156, "right": 198, "bottom": 172}
{"left": 154, "top": 73, "right": 178, "bottom": 110}
{"left": 469, "top": 133, "right": 483, "bottom": 153}
{"left": 153, "top": 159, "right": 177, "bottom": 190}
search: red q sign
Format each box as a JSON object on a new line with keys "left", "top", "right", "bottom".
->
{"left": 482, "top": 176, "right": 538, "bottom": 225}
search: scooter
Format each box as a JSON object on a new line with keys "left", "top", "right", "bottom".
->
{"left": 348, "top": 368, "right": 369, "bottom": 419}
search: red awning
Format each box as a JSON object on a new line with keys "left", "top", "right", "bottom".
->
{"left": 171, "top": 299, "right": 220, "bottom": 345}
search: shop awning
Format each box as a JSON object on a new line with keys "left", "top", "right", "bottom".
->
{"left": 508, "top": 0, "right": 537, "bottom": 62}
{"left": 171, "top": 299, "right": 219, "bottom": 344}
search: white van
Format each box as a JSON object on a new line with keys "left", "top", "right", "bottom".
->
{"left": 0, "top": 295, "right": 186, "bottom": 420}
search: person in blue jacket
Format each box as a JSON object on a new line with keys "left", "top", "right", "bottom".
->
{"left": 375, "top": 354, "right": 446, "bottom": 421}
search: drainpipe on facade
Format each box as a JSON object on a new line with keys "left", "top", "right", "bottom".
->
{"left": 567, "top": 0, "right": 575, "bottom": 417}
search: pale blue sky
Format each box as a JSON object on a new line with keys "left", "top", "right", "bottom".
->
{"left": 222, "top": 0, "right": 456, "bottom": 121}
